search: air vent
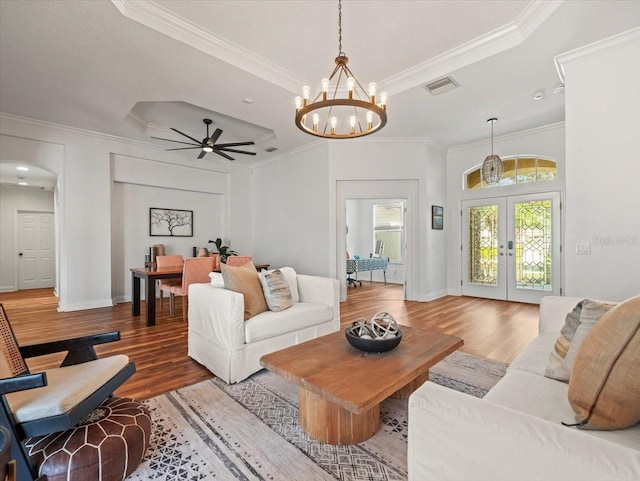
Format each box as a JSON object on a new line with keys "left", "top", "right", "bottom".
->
{"left": 264, "top": 146, "right": 278, "bottom": 153}
{"left": 424, "top": 77, "right": 459, "bottom": 96}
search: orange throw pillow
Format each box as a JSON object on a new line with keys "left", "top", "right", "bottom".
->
{"left": 568, "top": 295, "right": 640, "bottom": 430}
{"left": 221, "top": 261, "right": 268, "bottom": 320}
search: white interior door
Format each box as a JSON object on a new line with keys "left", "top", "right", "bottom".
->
{"left": 462, "top": 192, "right": 561, "bottom": 303}
{"left": 18, "top": 212, "right": 56, "bottom": 290}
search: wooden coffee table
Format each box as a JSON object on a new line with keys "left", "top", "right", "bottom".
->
{"left": 260, "top": 325, "right": 463, "bottom": 445}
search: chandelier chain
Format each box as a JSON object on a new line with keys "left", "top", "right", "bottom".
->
{"left": 338, "top": 0, "right": 343, "bottom": 55}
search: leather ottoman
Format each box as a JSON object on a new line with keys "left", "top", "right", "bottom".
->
{"left": 25, "top": 397, "right": 151, "bottom": 481}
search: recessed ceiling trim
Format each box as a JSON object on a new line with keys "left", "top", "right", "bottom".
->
{"left": 380, "top": 0, "right": 564, "bottom": 95}
{"left": 110, "top": 0, "right": 308, "bottom": 94}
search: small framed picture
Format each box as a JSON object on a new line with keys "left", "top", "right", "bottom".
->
{"left": 149, "top": 208, "right": 193, "bottom": 237}
{"left": 432, "top": 205, "right": 443, "bottom": 230}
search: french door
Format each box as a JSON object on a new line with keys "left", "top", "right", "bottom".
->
{"left": 461, "top": 192, "right": 561, "bottom": 303}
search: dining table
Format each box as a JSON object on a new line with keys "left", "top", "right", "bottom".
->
{"left": 130, "top": 263, "right": 270, "bottom": 327}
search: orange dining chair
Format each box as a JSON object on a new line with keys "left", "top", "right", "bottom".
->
{"left": 226, "top": 255, "right": 252, "bottom": 267}
{"left": 168, "top": 257, "right": 215, "bottom": 321}
{"left": 156, "top": 255, "right": 184, "bottom": 311}
{"left": 209, "top": 252, "right": 221, "bottom": 270}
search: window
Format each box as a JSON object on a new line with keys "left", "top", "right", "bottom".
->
{"left": 373, "top": 201, "right": 404, "bottom": 262}
{"left": 465, "top": 157, "right": 557, "bottom": 190}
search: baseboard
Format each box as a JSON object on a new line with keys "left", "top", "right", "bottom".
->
{"left": 418, "top": 290, "right": 448, "bottom": 302}
{"left": 0, "top": 286, "right": 17, "bottom": 293}
{"left": 58, "top": 298, "right": 114, "bottom": 312}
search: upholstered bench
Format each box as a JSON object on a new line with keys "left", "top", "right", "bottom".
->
{"left": 25, "top": 397, "right": 151, "bottom": 481}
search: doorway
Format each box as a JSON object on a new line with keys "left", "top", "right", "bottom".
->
{"left": 17, "top": 211, "right": 56, "bottom": 290}
{"left": 461, "top": 191, "right": 562, "bottom": 303}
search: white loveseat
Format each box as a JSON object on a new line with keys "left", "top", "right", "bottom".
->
{"left": 187, "top": 270, "right": 339, "bottom": 384}
{"left": 408, "top": 296, "right": 640, "bottom": 481}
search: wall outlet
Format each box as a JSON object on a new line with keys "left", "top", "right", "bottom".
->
{"left": 575, "top": 242, "right": 591, "bottom": 254}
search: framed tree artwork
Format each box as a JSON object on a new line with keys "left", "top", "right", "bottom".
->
{"left": 432, "top": 205, "right": 443, "bottom": 230}
{"left": 149, "top": 208, "right": 193, "bottom": 237}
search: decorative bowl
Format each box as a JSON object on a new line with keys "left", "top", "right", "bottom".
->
{"left": 345, "top": 327, "right": 403, "bottom": 353}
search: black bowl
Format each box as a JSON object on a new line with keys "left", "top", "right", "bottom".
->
{"left": 345, "top": 327, "right": 402, "bottom": 353}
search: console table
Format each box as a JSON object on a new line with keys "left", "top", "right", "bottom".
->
{"left": 346, "top": 257, "right": 389, "bottom": 287}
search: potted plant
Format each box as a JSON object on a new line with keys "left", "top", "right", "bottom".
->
{"left": 208, "top": 238, "right": 237, "bottom": 263}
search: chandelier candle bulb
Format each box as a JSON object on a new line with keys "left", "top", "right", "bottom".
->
{"left": 293, "top": 0, "right": 387, "bottom": 139}
{"left": 295, "top": 96, "right": 303, "bottom": 110}
{"left": 380, "top": 92, "right": 387, "bottom": 108}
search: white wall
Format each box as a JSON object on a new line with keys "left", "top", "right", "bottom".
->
{"left": 253, "top": 139, "right": 447, "bottom": 301}
{"left": 0, "top": 186, "right": 54, "bottom": 291}
{"left": 560, "top": 30, "right": 640, "bottom": 300}
{"left": 445, "top": 123, "right": 566, "bottom": 295}
{"left": 0, "top": 115, "right": 253, "bottom": 310}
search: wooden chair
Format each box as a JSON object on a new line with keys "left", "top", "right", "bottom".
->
{"left": 0, "top": 304, "right": 135, "bottom": 481}
{"left": 208, "top": 253, "right": 221, "bottom": 271}
{"left": 226, "top": 255, "right": 252, "bottom": 267}
{"left": 168, "top": 257, "right": 215, "bottom": 322}
{"left": 156, "top": 255, "right": 184, "bottom": 311}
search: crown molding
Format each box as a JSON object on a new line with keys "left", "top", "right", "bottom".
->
{"left": 554, "top": 26, "right": 640, "bottom": 83}
{"left": 1, "top": 112, "right": 161, "bottom": 149}
{"left": 447, "top": 121, "right": 565, "bottom": 153}
{"left": 111, "top": 0, "right": 561, "bottom": 97}
{"left": 381, "top": 0, "right": 563, "bottom": 95}
{"left": 110, "top": 0, "right": 308, "bottom": 94}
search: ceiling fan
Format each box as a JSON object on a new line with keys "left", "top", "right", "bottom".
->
{"left": 152, "top": 118, "right": 256, "bottom": 160}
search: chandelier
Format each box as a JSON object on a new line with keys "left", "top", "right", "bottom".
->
{"left": 294, "top": 0, "right": 387, "bottom": 139}
{"left": 482, "top": 118, "right": 503, "bottom": 185}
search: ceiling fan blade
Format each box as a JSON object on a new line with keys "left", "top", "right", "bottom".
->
{"left": 208, "top": 128, "right": 223, "bottom": 145}
{"left": 197, "top": 150, "right": 207, "bottom": 159}
{"left": 151, "top": 136, "right": 199, "bottom": 146}
{"left": 165, "top": 147, "right": 203, "bottom": 151}
{"left": 216, "top": 147, "right": 257, "bottom": 156}
{"left": 216, "top": 141, "right": 255, "bottom": 148}
{"left": 213, "top": 150, "right": 235, "bottom": 161}
{"left": 170, "top": 127, "right": 203, "bottom": 145}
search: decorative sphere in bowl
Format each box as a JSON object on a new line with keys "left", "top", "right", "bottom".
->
{"left": 345, "top": 327, "right": 402, "bottom": 353}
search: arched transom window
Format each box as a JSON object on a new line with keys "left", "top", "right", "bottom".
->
{"left": 465, "top": 157, "right": 557, "bottom": 190}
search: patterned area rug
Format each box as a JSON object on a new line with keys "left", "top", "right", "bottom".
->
{"left": 127, "top": 351, "right": 506, "bottom": 481}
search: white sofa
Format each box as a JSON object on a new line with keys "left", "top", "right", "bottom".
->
{"left": 408, "top": 296, "right": 640, "bottom": 481}
{"left": 187, "top": 271, "right": 340, "bottom": 384}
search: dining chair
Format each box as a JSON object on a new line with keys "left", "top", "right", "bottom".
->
{"left": 168, "top": 257, "right": 215, "bottom": 322}
{"left": 226, "top": 255, "right": 252, "bottom": 267}
{"left": 156, "top": 255, "right": 184, "bottom": 311}
{"left": 208, "top": 253, "right": 221, "bottom": 270}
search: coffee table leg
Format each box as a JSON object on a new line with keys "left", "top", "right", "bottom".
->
{"left": 391, "top": 371, "right": 429, "bottom": 399}
{"left": 298, "top": 388, "right": 380, "bottom": 445}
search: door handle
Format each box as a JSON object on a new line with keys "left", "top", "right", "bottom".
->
{"left": 18, "top": 252, "right": 23, "bottom": 257}
{"left": 508, "top": 241, "right": 513, "bottom": 250}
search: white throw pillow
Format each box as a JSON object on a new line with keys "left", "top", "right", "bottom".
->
{"left": 259, "top": 269, "right": 293, "bottom": 312}
{"left": 208, "top": 271, "right": 224, "bottom": 288}
{"left": 277, "top": 267, "right": 299, "bottom": 303}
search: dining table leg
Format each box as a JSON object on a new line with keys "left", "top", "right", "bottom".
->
{"left": 132, "top": 272, "right": 141, "bottom": 317}
{"left": 146, "top": 276, "right": 156, "bottom": 327}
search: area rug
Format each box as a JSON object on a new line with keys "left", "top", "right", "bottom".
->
{"left": 127, "top": 351, "right": 506, "bottom": 481}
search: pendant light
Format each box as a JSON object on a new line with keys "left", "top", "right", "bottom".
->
{"left": 482, "top": 117, "right": 503, "bottom": 185}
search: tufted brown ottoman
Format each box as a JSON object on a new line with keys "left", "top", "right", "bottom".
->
{"left": 25, "top": 397, "right": 151, "bottom": 481}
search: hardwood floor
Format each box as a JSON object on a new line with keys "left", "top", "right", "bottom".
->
{"left": 0, "top": 283, "right": 539, "bottom": 401}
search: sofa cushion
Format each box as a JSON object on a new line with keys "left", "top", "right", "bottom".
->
{"left": 569, "top": 296, "right": 640, "bottom": 430}
{"left": 485, "top": 369, "right": 640, "bottom": 450}
{"left": 278, "top": 267, "right": 299, "bottom": 303}
{"left": 259, "top": 269, "right": 293, "bottom": 312}
{"left": 244, "top": 302, "right": 333, "bottom": 343}
{"left": 208, "top": 272, "right": 224, "bottom": 288}
{"left": 544, "top": 299, "right": 616, "bottom": 382}
{"left": 221, "top": 261, "right": 268, "bottom": 320}
{"left": 508, "top": 331, "right": 560, "bottom": 376}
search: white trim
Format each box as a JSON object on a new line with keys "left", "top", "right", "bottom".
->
{"left": 380, "top": 1, "right": 563, "bottom": 94}
{"left": 110, "top": 0, "right": 562, "bottom": 97}
{"left": 251, "top": 139, "right": 325, "bottom": 167}
{"left": 418, "top": 290, "right": 448, "bottom": 302}
{"left": 110, "top": 0, "right": 307, "bottom": 94}
{"left": 0, "top": 112, "right": 161, "bottom": 150}
{"left": 448, "top": 122, "right": 565, "bottom": 153}
{"left": 554, "top": 26, "right": 640, "bottom": 83}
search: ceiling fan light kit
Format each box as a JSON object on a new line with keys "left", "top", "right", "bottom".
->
{"left": 294, "top": 0, "right": 387, "bottom": 139}
{"left": 481, "top": 117, "right": 503, "bottom": 185}
{"left": 151, "top": 118, "right": 256, "bottom": 161}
